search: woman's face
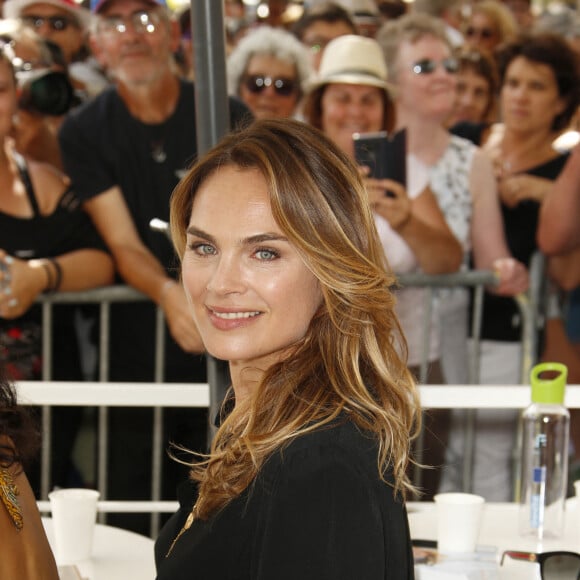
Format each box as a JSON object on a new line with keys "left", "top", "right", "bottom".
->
{"left": 0, "top": 61, "right": 17, "bottom": 139}
{"left": 448, "top": 68, "right": 493, "bottom": 125}
{"left": 500, "top": 56, "right": 565, "bottom": 135}
{"left": 464, "top": 12, "right": 501, "bottom": 53}
{"left": 320, "top": 83, "right": 384, "bottom": 158}
{"left": 238, "top": 54, "right": 300, "bottom": 119}
{"left": 394, "top": 35, "right": 457, "bottom": 123}
{"left": 182, "top": 165, "right": 322, "bottom": 372}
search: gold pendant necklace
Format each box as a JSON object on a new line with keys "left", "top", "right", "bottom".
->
{"left": 165, "top": 507, "right": 195, "bottom": 558}
{"left": 0, "top": 467, "right": 23, "bottom": 531}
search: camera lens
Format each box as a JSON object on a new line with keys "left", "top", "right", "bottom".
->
{"left": 18, "top": 70, "right": 74, "bottom": 116}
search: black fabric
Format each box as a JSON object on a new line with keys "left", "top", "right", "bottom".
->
{"left": 449, "top": 121, "right": 489, "bottom": 146}
{"left": 155, "top": 420, "right": 415, "bottom": 580}
{"left": 479, "top": 154, "right": 569, "bottom": 342}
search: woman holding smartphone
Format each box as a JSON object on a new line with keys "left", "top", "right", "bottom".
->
{"left": 302, "top": 33, "right": 464, "bottom": 497}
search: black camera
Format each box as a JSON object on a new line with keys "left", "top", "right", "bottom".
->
{"left": 16, "top": 67, "right": 75, "bottom": 117}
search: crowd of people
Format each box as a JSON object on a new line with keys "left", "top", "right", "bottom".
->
{"left": 0, "top": 0, "right": 580, "bottom": 572}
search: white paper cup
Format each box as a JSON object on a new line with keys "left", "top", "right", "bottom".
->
{"left": 48, "top": 488, "right": 100, "bottom": 565}
{"left": 434, "top": 492, "right": 484, "bottom": 554}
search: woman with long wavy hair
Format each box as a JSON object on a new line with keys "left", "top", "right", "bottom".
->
{"left": 154, "top": 118, "right": 421, "bottom": 580}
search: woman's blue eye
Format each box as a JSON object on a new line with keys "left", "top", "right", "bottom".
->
{"left": 256, "top": 248, "right": 278, "bottom": 261}
{"left": 192, "top": 243, "right": 215, "bottom": 256}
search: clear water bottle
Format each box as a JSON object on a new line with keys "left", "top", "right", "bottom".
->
{"left": 518, "top": 362, "right": 569, "bottom": 540}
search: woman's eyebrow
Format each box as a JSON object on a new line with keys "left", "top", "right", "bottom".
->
{"left": 187, "top": 227, "right": 288, "bottom": 246}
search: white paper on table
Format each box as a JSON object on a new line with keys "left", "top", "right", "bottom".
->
{"left": 57, "top": 565, "right": 85, "bottom": 580}
{"left": 415, "top": 547, "right": 500, "bottom": 580}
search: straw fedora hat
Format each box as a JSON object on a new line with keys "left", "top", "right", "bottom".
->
{"left": 306, "top": 34, "right": 392, "bottom": 93}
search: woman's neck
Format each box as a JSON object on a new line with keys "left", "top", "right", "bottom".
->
{"left": 498, "top": 126, "right": 560, "bottom": 173}
{"left": 230, "top": 363, "right": 264, "bottom": 409}
{"left": 395, "top": 109, "right": 449, "bottom": 165}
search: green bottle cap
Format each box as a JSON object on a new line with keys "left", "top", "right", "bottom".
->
{"left": 530, "top": 362, "right": 568, "bottom": 404}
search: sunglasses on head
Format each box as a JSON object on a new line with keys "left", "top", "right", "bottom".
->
{"left": 242, "top": 75, "right": 297, "bottom": 97}
{"left": 501, "top": 550, "right": 580, "bottom": 579}
{"left": 412, "top": 57, "right": 459, "bottom": 75}
{"left": 466, "top": 26, "right": 495, "bottom": 39}
{"left": 21, "top": 14, "right": 77, "bottom": 32}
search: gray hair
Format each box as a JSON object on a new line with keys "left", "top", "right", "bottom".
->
{"left": 376, "top": 13, "right": 450, "bottom": 81}
{"left": 227, "top": 26, "right": 313, "bottom": 97}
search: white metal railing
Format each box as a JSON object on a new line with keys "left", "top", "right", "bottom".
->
{"left": 19, "top": 382, "right": 580, "bottom": 412}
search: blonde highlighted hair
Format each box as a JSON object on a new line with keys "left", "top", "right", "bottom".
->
{"left": 170, "top": 119, "right": 420, "bottom": 520}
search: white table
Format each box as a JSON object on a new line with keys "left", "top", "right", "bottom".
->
{"left": 43, "top": 518, "right": 156, "bottom": 580}
{"left": 408, "top": 500, "right": 580, "bottom": 579}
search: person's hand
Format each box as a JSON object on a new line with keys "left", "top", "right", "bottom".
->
{"left": 498, "top": 175, "right": 552, "bottom": 208}
{"left": 0, "top": 252, "right": 46, "bottom": 319}
{"left": 160, "top": 281, "right": 205, "bottom": 353}
{"left": 492, "top": 257, "right": 529, "bottom": 296}
{"left": 362, "top": 168, "right": 411, "bottom": 231}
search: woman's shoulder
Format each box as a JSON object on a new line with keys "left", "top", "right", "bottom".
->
{"left": 266, "top": 418, "right": 380, "bottom": 480}
{"left": 25, "top": 159, "right": 72, "bottom": 216}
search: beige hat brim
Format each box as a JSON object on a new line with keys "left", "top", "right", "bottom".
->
{"left": 306, "top": 72, "right": 394, "bottom": 95}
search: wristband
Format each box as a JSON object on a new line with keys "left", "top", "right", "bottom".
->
{"left": 42, "top": 258, "right": 62, "bottom": 293}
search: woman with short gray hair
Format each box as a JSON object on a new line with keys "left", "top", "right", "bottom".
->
{"left": 227, "top": 26, "right": 312, "bottom": 119}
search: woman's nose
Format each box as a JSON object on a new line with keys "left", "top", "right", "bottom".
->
{"left": 206, "top": 256, "right": 245, "bottom": 295}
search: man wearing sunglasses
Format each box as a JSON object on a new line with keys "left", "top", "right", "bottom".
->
{"left": 58, "top": 0, "right": 251, "bottom": 534}
{"left": 4, "top": 0, "right": 90, "bottom": 68}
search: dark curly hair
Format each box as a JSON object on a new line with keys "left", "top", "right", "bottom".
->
{"left": 496, "top": 32, "right": 580, "bottom": 131}
{"left": 0, "top": 375, "right": 40, "bottom": 471}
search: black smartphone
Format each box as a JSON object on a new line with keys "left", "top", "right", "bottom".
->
{"left": 353, "top": 129, "right": 407, "bottom": 191}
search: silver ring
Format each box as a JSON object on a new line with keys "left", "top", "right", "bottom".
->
{"left": 7, "top": 297, "right": 18, "bottom": 308}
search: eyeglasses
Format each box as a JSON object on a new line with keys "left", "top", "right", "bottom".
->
{"left": 466, "top": 26, "right": 496, "bottom": 40}
{"left": 97, "top": 10, "right": 162, "bottom": 37}
{"left": 501, "top": 550, "right": 580, "bottom": 579}
{"left": 21, "top": 14, "right": 78, "bottom": 32}
{"left": 412, "top": 58, "right": 459, "bottom": 75}
{"left": 242, "top": 75, "right": 297, "bottom": 97}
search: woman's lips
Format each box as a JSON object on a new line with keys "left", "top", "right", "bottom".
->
{"left": 206, "top": 307, "right": 263, "bottom": 330}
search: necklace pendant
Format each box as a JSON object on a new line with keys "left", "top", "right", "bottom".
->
{"left": 152, "top": 145, "right": 167, "bottom": 164}
{"left": 0, "top": 467, "right": 23, "bottom": 531}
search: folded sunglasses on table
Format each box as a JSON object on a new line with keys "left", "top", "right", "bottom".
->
{"left": 501, "top": 550, "right": 580, "bottom": 579}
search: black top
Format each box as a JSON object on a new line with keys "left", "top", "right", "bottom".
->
{"left": 0, "top": 152, "right": 107, "bottom": 380}
{"left": 155, "top": 419, "right": 415, "bottom": 580}
{"left": 480, "top": 154, "right": 569, "bottom": 342}
{"left": 450, "top": 121, "right": 489, "bottom": 146}
{"left": 58, "top": 80, "right": 252, "bottom": 381}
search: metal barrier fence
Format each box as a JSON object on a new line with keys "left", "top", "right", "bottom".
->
{"left": 28, "top": 257, "right": 546, "bottom": 535}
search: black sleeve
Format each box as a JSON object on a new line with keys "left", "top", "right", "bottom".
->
{"left": 46, "top": 187, "right": 110, "bottom": 256}
{"left": 58, "top": 99, "right": 117, "bottom": 203}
